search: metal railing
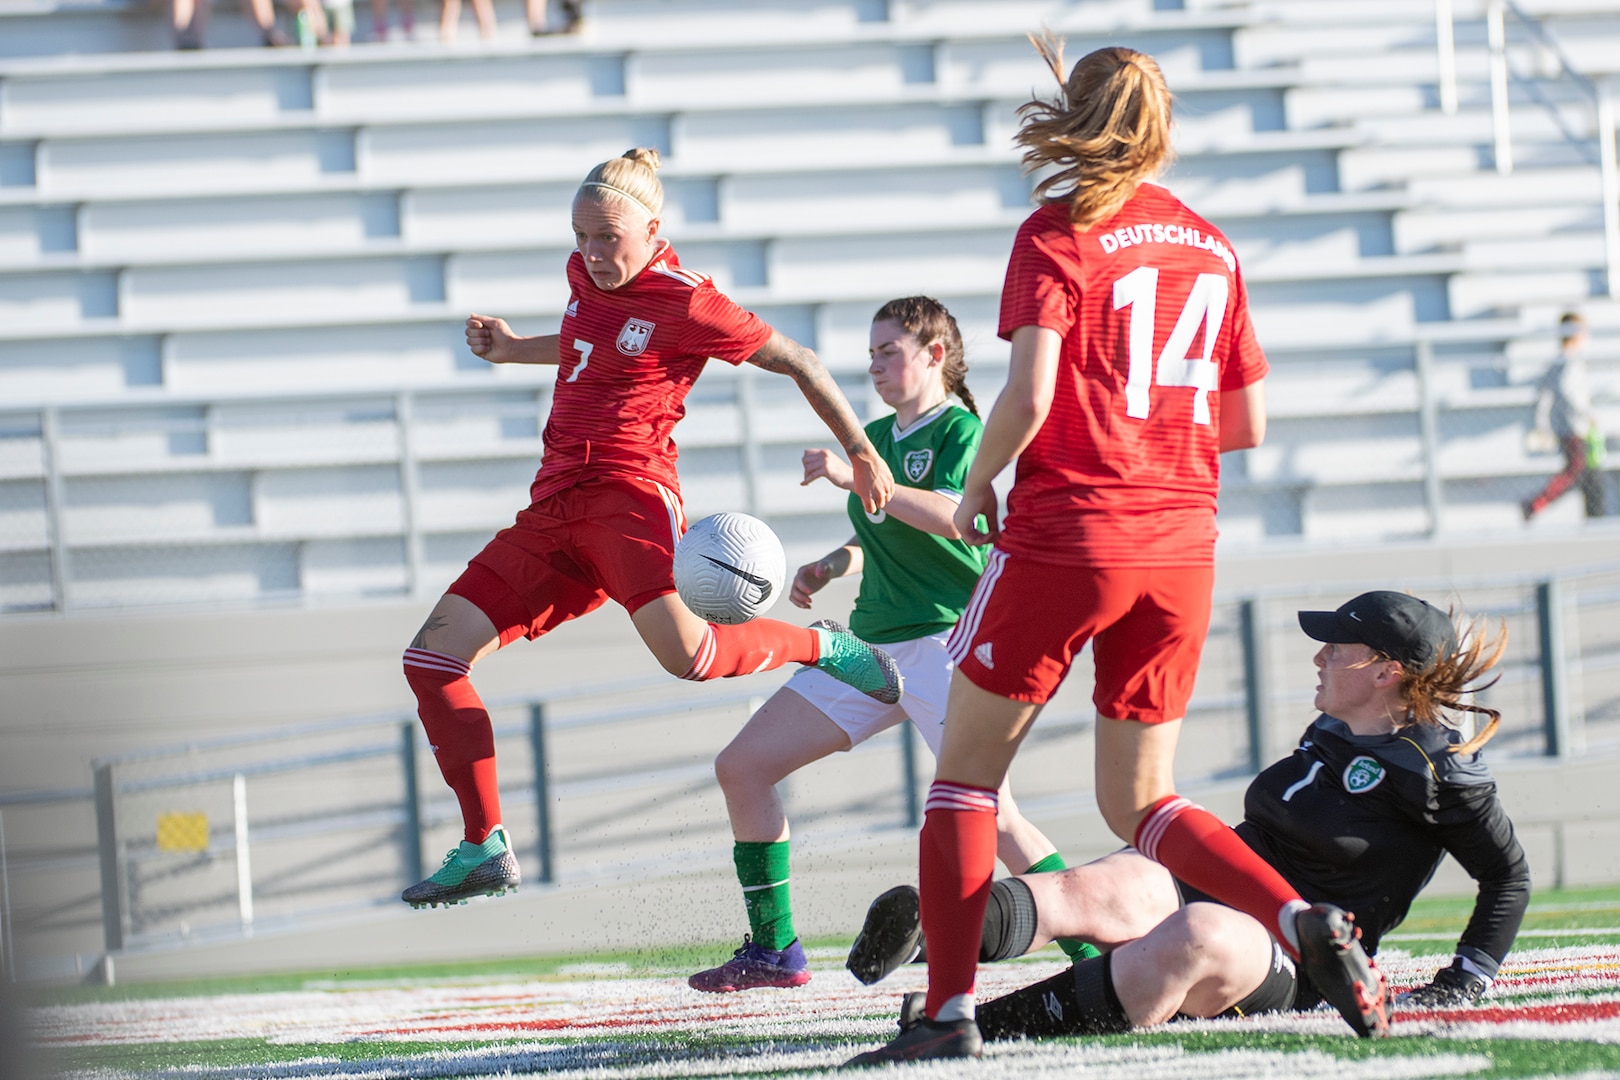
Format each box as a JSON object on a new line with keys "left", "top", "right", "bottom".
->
{"left": 1435, "top": 0, "right": 1620, "bottom": 297}
{"left": 0, "top": 365, "right": 886, "bottom": 614}
{"left": 5, "top": 562, "right": 1620, "bottom": 981}
{"left": 6, "top": 321, "right": 1616, "bottom": 616}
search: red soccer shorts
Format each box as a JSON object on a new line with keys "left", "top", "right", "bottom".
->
{"left": 948, "top": 550, "right": 1213, "bottom": 720}
{"left": 448, "top": 476, "right": 685, "bottom": 647}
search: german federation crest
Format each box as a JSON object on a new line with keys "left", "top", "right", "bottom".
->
{"left": 1343, "top": 755, "right": 1386, "bottom": 794}
{"left": 616, "top": 317, "right": 655, "bottom": 356}
{"left": 903, "top": 448, "right": 934, "bottom": 483}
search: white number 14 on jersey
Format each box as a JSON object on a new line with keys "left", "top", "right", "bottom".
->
{"left": 1112, "top": 266, "right": 1229, "bottom": 425}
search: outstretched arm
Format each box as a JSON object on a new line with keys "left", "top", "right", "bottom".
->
{"left": 801, "top": 448, "right": 962, "bottom": 536}
{"left": 466, "top": 314, "right": 561, "bottom": 366}
{"left": 747, "top": 330, "right": 894, "bottom": 513}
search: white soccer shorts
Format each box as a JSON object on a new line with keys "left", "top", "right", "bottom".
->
{"left": 779, "top": 629, "right": 952, "bottom": 756}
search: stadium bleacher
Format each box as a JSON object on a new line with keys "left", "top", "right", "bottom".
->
{"left": 1, "top": 0, "right": 1618, "bottom": 611}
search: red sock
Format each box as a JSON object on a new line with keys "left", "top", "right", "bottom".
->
{"left": 919, "top": 781, "right": 1000, "bottom": 1021}
{"left": 403, "top": 648, "right": 502, "bottom": 844}
{"left": 681, "top": 619, "right": 818, "bottom": 680}
{"left": 1135, "top": 795, "right": 1306, "bottom": 955}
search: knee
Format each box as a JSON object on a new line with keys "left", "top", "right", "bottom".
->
{"left": 1095, "top": 795, "right": 1144, "bottom": 844}
{"left": 713, "top": 741, "right": 754, "bottom": 794}
{"left": 1151, "top": 909, "right": 1211, "bottom": 971}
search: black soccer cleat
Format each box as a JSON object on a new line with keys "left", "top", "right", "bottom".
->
{"left": 846, "top": 884, "right": 925, "bottom": 985}
{"left": 844, "top": 1005, "right": 982, "bottom": 1067}
{"left": 1295, "top": 903, "right": 1392, "bottom": 1038}
{"left": 898, "top": 991, "right": 927, "bottom": 1030}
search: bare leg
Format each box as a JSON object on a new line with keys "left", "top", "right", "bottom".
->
{"left": 438, "top": 0, "right": 459, "bottom": 40}
{"left": 991, "top": 783, "right": 1057, "bottom": 874}
{"left": 524, "top": 0, "right": 544, "bottom": 31}
{"left": 1110, "top": 903, "right": 1277, "bottom": 1024}
{"left": 409, "top": 591, "right": 502, "bottom": 663}
{"left": 715, "top": 688, "right": 855, "bottom": 843}
{"left": 248, "top": 0, "right": 287, "bottom": 42}
{"left": 469, "top": 0, "right": 495, "bottom": 38}
{"left": 172, "top": 0, "right": 207, "bottom": 43}
{"left": 627, "top": 593, "right": 713, "bottom": 675}
{"left": 936, "top": 676, "right": 1040, "bottom": 788}
{"left": 1093, "top": 714, "right": 1181, "bottom": 843}
{"left": 1018, "top": 850, "right": 1182, "bottom": 951}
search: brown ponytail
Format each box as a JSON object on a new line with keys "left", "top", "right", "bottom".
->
{"left": 1394, "top": 612, "right": 1509, "bottom": 754}
{"left": 1015, "top": 35, "right": 1175, "bottom": 229}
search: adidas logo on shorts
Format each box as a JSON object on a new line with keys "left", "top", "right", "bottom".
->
{"left": 974, "top": 641, "right": 994, "bottom": 670}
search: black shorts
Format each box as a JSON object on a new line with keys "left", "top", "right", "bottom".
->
{"left": 1172, "top": 877, "right": 1319, "bottom": 1014}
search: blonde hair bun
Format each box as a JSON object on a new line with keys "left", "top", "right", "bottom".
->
{"left": 578, "top": 147, "right": 665, "bottom": 219}
{"left": 622, "top": 147, "right": 662, "bottom": 172}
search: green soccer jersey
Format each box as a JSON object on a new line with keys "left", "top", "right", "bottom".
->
{"left": 847, "top": 402, "right": 988, "bottom": 644}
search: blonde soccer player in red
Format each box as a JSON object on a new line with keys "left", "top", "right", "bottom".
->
{"left": 400, "top": 148, "right": 901, "bottom": 909}
{"left": 848, "top": 42, "right": 1389, "bottom": 1065}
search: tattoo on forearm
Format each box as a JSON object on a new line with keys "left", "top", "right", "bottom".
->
{"left": 749, "top": 335, "right": 868, "bottom": 451}
{"left": 410, "top": 615, "right": 448, "bottom": 649}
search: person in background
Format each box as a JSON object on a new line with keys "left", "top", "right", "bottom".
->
{"left": 369, "top": 0, "right": 415, "bottom": 40}
{"left": 1525, "top": 311, "right": 1606, "bottom": 520}
{"left": 438, "top": 0, "right": 496, "bottom": 41}
{"left": 173, "top": 0, "right": 289, "bottom": 48}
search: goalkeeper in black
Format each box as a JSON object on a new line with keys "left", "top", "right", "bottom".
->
{"left": 848, "top": 591, "right": 1529, "bottom": 1039}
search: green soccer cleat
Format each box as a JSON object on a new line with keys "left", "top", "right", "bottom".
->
{"left": 810, "top": 619, "right": 903, "bottom": 705}
{"left": 402, "top": 824, "right": 521, "bottom": 908}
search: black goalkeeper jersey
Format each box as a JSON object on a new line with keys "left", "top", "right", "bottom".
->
{"left": 1236, "top": 714, "right": 1530, "bottom": 977}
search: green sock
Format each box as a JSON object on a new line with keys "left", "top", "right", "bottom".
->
{"left": 1023, "top": 851, "right": 1102, "bottom": 961}
{"left": 734, "top": 840, "right": 796, "bottom": 951}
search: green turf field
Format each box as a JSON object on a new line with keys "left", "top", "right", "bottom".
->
{"left": 23, "top": 884, "right": 1620, "bottom": 1079}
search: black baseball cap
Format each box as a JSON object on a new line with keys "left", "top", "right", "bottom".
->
{"left": 1297, "top": 591, "right": 1457, "bottom": 673}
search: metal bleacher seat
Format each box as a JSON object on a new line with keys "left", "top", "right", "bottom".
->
{"left": 2, "top": 0, "right": 1619, "bottom": 612}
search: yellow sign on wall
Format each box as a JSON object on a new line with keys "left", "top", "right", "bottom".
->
{"left": 155, "top": 812, "right": 209, "bottom": 853}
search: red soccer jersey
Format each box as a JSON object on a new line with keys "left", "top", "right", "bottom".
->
{"left": 532, "top": 241, "right": 774, "bottom": 503}
{"left": 996, "top": 186, "right": 1269, "bottom": 567}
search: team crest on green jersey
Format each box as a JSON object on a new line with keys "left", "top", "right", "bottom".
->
{"left": 903, "top": 449, "right": 934, "bottom": 483}
{"left": 1343, "top": 755, "right": 1386, "bottom": 794}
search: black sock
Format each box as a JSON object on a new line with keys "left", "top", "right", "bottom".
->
{"left": 975, "top": 953, "right": 1133, "bottom": 1040}
{"left": 980, "top": 877, "right": 1039, "bottom": 962}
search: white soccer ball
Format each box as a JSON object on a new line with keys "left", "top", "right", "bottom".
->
{"left": 672, "top": 512, "right": 786, "bottom": 625}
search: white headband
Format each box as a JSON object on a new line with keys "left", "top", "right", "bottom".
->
{"left": 579, "top": 181, "right": 657, "bottom": 218}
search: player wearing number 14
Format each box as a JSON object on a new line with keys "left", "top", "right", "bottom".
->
{"left": 849, "top": 39, "right": 1387, "bottom": 1067}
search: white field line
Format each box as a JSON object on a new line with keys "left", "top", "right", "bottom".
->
{"left": 42, "top": 1037, "right": 1498, "bottom": 1080}
{"left": 30, "top": 945, "right": 1620, "bottom": 1080}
